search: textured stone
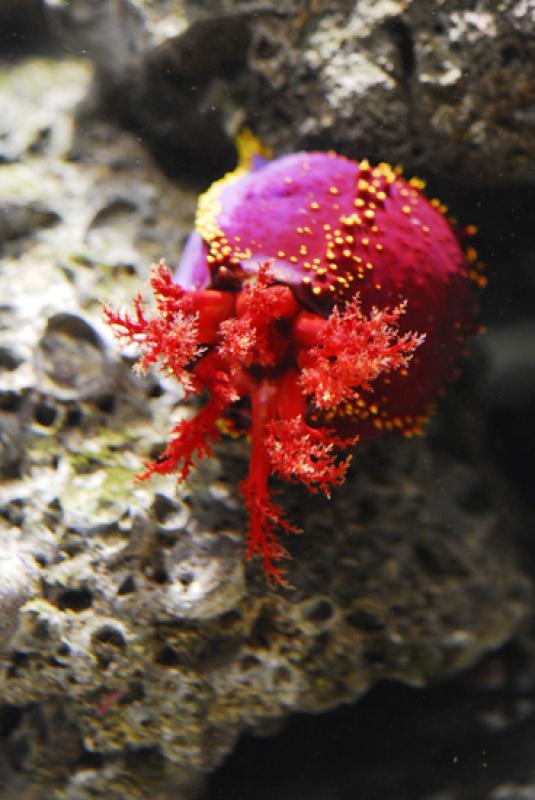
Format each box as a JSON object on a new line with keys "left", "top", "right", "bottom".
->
{"left": 0, "top": 536, "right": 40, "bottom": 652}
{"left": 41, "top": 0, "right": 535, "bottom": 182}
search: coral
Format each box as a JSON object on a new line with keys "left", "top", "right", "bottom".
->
{"left": 105, "top": 147, "right": 478, "bottom": 583}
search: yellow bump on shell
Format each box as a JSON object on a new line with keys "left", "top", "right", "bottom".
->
{"left": 235, "top": 128, "right": 272, "bottom": 168}
{"left": 409, "top": 176, "right": 426, "bottom": 190}
{"left": 312, "top": 286, "right": 322, "bottom": 295}
{"left": 329, "top": 186, "right": 339, "bottom": 195}
{"left": 310, "top": 201, "right": 320, "bottom": 210}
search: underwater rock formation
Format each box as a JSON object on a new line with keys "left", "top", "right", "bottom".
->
{"left": 43, "top": 0, "right": 535, "bottom": 182}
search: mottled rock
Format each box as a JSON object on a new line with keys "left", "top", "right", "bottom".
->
{"left": 42, "top": 0, "right": 535, "bottom": 182}
{"left": 0, "top": 535, "right": 40, "bottom": 651}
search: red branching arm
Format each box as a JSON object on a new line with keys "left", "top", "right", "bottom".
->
{"left": 239, "top": 380, "right": 300, "bottom": 585}
{"left": 265, "top": 415, "right": 356, "bottom": 497}
{"left": 299, "top": 296, "right": 425, "bottom": 410}
{"left": 139, "top": 350, "right": 241, "bottom": 481}
{"left": 139, "top": 396, "right": 222, "bottom": 481}
{"left": 103, "top": 261, "right": 204, "bottom": 393}
{"left": 240, "top": 477, "right": 298, "bottom": 586}
{"left": 218, "top": 264, "right": 299, "bottom": 369}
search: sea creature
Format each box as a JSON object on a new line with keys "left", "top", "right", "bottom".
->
{"left": 105, "top": 140, "right": 481, "bottom": 584}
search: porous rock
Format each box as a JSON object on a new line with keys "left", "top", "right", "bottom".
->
{"left": 42, "top": 0, "right": 535, "bottom": 182}
{"left": 0, "top": 51, "right": 532, "bottom": 800}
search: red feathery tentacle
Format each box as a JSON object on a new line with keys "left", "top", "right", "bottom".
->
{"left": 298, "top": 296, "right": 425, "bottom": 411}
{"left": 140, "top": 350, "right": 241, "bottom": 481}
{"left": 240, "top": 380, "right": 299, "bottom": 585}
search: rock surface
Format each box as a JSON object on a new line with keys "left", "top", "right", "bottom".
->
{"left": 42, "top": 0, "right": 535, "bottom": 182}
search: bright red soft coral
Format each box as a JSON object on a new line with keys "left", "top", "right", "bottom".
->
{"left": 104, "top": 148, "right": 479, "bottom": 584}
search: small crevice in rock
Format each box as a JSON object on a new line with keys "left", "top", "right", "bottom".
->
{"left": 385, "top": 17, "right": 416, "bottom": 79}
{"left": 155, "top": 645, "right": 182, "bottom": 668}
{"left": 0, "top": 391, "right": 23, "bottom": 412}
{"left": 0, "top": 347, "right": 23, "bottom": 371}
{"left": 33, "top": 400, "right": 57, "bottom": 427}
{"left": 56, "top": 588, "right": 93, "bottom": 612}
{"left": 117, "top": 575, "right": 137, "bottom": 595}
